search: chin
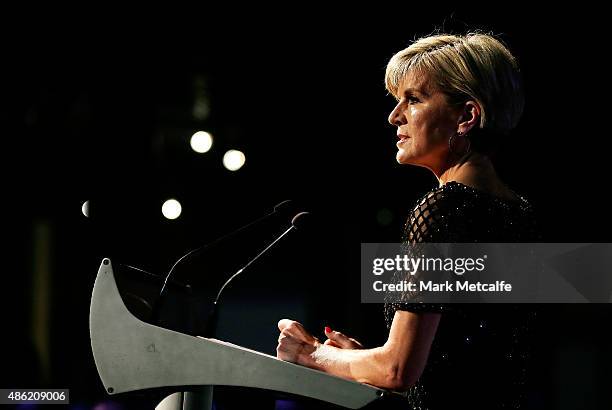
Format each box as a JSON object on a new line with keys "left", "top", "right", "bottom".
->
{"left": 396, "top": 152, "right": 412, "bottom": 165}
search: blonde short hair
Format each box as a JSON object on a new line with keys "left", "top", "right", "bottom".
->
{"left": 385, "top": 33, "right": 524, "bottom": 136}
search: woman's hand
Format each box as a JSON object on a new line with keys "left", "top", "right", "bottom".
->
{"left": 276, "top": 320, "right": 365, "bottom": 368}
{"left": 276, "top": 312, "right": 439, "bottom": 390}
{"left": 276, "top": 319, "right": 321, "bottom": 366}
{"left": 323, "top": 326, "right": 364, "bottom": 349}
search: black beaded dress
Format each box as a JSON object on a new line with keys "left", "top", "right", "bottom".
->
{"left": 383, "top": 181, "right": 540, "bottom": 410}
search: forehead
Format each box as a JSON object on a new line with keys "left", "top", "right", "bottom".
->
{"left": 397, "top": 70, "right": 437, "bottom": 96}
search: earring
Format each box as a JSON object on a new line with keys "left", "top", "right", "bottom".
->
{"left": 449, "top": 131, "right": 471, "bottom": 157}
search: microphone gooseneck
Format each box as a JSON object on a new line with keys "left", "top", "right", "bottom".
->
{"left": 152, "top": 200, "right": 295, "bottom": 324}
{"left": 203, "top": 211, "right": 310, "bottom": 337}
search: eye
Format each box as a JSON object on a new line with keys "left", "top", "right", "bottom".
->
{"left": 406, "top": 96, "right": 420, "bottom": 104}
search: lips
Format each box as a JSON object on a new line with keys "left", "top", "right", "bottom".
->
{"left": 397, "top": 134, "right": 410, "bottom": 141}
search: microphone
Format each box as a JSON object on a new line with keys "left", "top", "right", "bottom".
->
{"left": 202, "top": 211, "right": 310, "bottom": 337}
{"left": 152, "top": 200, "right": 296, "bottom": 324}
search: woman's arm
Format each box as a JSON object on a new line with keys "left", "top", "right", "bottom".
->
{"left": 276, "top": 310, "right": 440, "bottom": 391}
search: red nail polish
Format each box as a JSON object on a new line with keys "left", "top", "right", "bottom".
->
{"left": 325, "top": 326, "right": 332, "bottom": 333}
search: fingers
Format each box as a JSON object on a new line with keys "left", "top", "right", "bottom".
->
{"left": 324, "top": 326, "right": 348, "bottom": 344}
{"left": 278, "top": 318, "right": 298, "bottom": 331}
{"left": 276, "top": 320, "right": 318, "bottom": 364}
{"left": 278, "top": 319, "right": 318, "bottom": 343}
{"left": 323, "top": 339, "right": 342, "bottom": 348}
{"left": 276, "top": 328, "right": 300, "bottom": 363}
{"left": 278, "top": 319, "right": 307, "bottom": 334}
{"left": 324, "top": 326, "right": 363, "bottom": 349}
{"left": 347, "top": 337, "right": 364, "bottom": 348}
{"left": 278, "top": 319, "right": 301, "bottom": 339}
{"left": 276, "top": 339, "right": 298, "bottom": 363}
{"left": 277, "top": 319, "right": 319, "bottom": 353}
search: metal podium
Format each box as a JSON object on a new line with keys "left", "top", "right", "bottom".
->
{"left": 90, "top": 258, "right": 398, "bottom": 409}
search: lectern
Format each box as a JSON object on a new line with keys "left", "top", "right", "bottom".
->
{"left": 90, "top": 258, "right": 404, "bottom": 409}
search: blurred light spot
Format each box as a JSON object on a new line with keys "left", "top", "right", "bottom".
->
{"left": 274, "top": 399, "right": 301, "bottom": 410}
{"left": 192, "top": 100, "right": 210, "bottom": 120}
{"left": 190, "top": 131, "right": 213, "bottom": 153}
{"left": 92, "top": 400, "right": 124, "bottom": 410}
{"left": 376, "top": 208, "right": 393, "bottom": 226}
{"left": 82, "top": 200, "right": 90, "bottom": 217}
{"left": 223, "top": 150, "right": 246, "bottom": 171}
{"left": 192, "top": 74, "right": 210, "bottom": 121}
{"left": 162, "top": 199, "right": 182, "bottom": 220}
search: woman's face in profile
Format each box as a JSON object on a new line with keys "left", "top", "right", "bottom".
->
{"left": 388, "top": 71, "right": 462, "bottom": 170}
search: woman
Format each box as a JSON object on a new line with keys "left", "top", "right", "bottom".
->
{"left": 277, "top": 33, "right": 539, "bottom": 409}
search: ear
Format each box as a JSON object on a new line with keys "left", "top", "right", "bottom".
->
{"left": 457, "top": 101, "right": 481, "bottom": 134}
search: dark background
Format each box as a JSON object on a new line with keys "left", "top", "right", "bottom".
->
{"left": 2, "top": 7, "right": 611, "bottom": 410}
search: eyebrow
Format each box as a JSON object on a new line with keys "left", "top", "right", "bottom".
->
{"left": 403, "top": 87, "right": 429, "bottom": 98}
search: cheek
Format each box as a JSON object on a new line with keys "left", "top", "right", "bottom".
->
{"left": 410, "top": 108, "right": 440, "bottom": 139}
{"left": 409, "top": 107, "right": 427, "bottom": 131}
{"left": 410, "top": 106, "right": 422, "bottom": 122}
{"left": 423, "top": 110, "right": 454, "bottom": 139}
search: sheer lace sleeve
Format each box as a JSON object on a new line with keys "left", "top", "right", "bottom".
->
{"left": 385, "top": 187, "right": 461, "bottom": 321}
{"left": 384, "top": 182, "right": 537, "bottom": 324}
{"left": 404, "top": 187, "right": 457, "bottom": 244}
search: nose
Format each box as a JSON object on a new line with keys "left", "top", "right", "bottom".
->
{"left": 388, "top": 102, "right": 405, "bottom": 127}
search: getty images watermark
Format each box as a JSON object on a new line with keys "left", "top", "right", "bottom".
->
{"left": 361, "top": 243, "right": 612, "bottom": 303}
{"left": 371, "top": 252, "right": 511, "bottom": 292}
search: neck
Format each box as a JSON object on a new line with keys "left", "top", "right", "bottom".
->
{"left": 435, "top": 151, "right": 496, "bottom": 187}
